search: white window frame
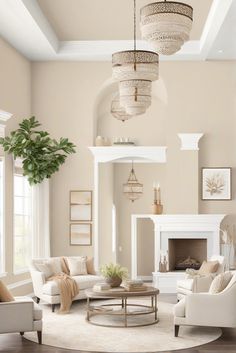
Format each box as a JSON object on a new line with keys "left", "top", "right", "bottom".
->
{"left": 13, "top": 167, "right": 33, "bottom": 274}
{"left": 0, "top": 156, "right": 6, "bottom": 277}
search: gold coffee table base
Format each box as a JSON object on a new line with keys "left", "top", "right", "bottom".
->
{"left": 86, "top": 291, "right": 159, "bottom": 328}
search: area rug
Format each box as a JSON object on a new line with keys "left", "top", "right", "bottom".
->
{"left": 25, "top": 299, "right": 221, "bottom": 352}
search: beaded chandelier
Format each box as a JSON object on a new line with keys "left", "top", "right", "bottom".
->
{"left": 111, "top": 96, "right": 133, "bottom": 122}
{"left": 112, "top": 0, "right": 159, "bottom": 117}
{"left": 140, "top": 0, "right": 193, "bottom": 55}
{"left": 123, "top": 162, "right": 143, "bottom": 202}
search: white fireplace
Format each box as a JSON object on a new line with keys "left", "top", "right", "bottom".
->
{"left": 131, "top": 214, "right": 226, "bottom": 292}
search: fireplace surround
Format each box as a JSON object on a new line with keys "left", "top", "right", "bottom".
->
{"left": 131, "top": 214, "right": 226, "bottom": 292}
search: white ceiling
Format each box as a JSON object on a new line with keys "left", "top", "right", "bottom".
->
{"left": 37, "top": 0, "right": 212, "bottom": 41}
{"left": 0, "top": 0, "right": 234, "bottom": 61}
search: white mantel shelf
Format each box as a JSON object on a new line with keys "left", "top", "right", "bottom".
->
{"left": 132, "top": 214, "right": 226, "bottom": 225}
{"left": 89, "top": 146, "right": 167, "bottom": 163}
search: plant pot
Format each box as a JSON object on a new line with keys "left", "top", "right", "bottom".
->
{"left": 105, "top": 276, "right": 122, "bottom": 288}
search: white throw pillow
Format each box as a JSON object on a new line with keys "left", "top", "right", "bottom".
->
{"left": 36, "top": 263, "right": 54, "bottom": 279}
{"left": 209, "top": 271, "right": 233, "bottom": 294}
{"left": 66, "top": 257, "right": 87, "bottom": 276}
{"left": 47, "top": 258, "right": 63, "bottom": 275}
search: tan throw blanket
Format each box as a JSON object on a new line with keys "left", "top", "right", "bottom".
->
{"left": 48, "top": 257, "right": 79, "bottom": 314}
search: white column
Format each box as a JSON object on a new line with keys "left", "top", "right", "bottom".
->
{"left": 131, "top": 215, "right": 138, "bottom": 279}
{"left": 93, "top": 160, "right": 99, "bottom": 270}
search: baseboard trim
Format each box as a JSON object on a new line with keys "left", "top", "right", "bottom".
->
{"left": 137, "top": 276, "right": 152, "bottom": 281}
{"left": 7, "top": 278, "right": 32, "bottom": 290}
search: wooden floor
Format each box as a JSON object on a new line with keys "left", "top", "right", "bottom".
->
{"left": 1, "top": 294, "right": 236, "bottom": 353}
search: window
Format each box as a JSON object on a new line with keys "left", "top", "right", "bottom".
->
{"left": 0, "top": 158, "right": 4, "bottom": 273}
{"left": 14, "top": 168, "right": 33, "bottom": 272}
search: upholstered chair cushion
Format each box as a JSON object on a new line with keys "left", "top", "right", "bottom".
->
{"left": 0, "top": 280, "right": 14, "bottom": 302}
{"left": 198, "top": 260, "right": 219, "bottom": 275}
{"left": 209, "top": 271, "right": 233, "bottom": 294}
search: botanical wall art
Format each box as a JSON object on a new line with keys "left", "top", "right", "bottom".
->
{"left": 70, "top": 190, "right": 92, "bottom": 221}
{"left": 70, "top": 223, "right": 92, "bottom": 246}
{"left": 201, "top": 167, "right": 232, "bottom": 200}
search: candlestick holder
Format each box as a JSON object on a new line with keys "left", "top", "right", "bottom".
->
{"left": 152, "top": 183, "right": 163, "bottom": 214}
{"left": 152, "top": 202, "right": 163, "bottom": 215}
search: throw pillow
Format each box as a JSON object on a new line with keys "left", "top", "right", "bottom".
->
{"left": 0, "top": 280, "right": 15, "bottom": 302}
{"left": 198, "top": 260, "right": 219, "bottom": 275}
{"left": 66, "top": 257, "right": 87, "bottom": 276}
{"left": 209, "top": 271, "right": 233, "bottom": 294}
{"left": 36, "top": 263, "right": 54, "bottom": 279}
{"left": 86, "top": 257, "right": 96, "bottom": 275}
{"left": 47, "top": 258, "right": 63, "bottom": 275}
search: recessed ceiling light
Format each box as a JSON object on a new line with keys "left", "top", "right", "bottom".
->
{"left": 218, "top": 49, "right": 223, "bottom": 53}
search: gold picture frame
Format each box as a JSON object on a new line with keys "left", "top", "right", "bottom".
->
{"left": 70, "top": 223, "right": 92, "bottom": 246}
{"left": 70, "top": 190, "right": 92, "bottom": 222}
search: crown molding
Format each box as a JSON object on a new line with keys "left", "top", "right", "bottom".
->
{"left": 0, "top": 110, "right": 13, "bottom": 122}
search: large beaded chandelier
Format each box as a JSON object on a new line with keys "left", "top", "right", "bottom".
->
{"left": 123, "top": 161, "right": 143, "bottom": 202}
{"left": 140, "top": 0, "right": 193, "bottom": 55}
{"left": 112, "top": 0, "right": 159, "bottom": 117}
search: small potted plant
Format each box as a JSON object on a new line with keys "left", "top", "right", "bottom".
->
{"left": 100, "top": 263, "right": 128, "bottom": 288}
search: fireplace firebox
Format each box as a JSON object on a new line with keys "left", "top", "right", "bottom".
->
{"left": 168, "top": 239, "right": 207, "bottom": 271}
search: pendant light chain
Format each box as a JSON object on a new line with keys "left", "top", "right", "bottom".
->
{"left": 134, "top": 0, "right": 137, "bottom": 101}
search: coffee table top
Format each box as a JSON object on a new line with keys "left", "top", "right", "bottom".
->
{"left": 86, "top": 286, "right": 159, "bottom": 298}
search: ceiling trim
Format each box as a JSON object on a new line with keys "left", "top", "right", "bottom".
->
{"left": 0, "top": 0, "right": 233, "bottom": 61}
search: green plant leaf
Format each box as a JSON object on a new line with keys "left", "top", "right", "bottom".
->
{"left": 0, "top": 117, "right": 76, "bottom": 185}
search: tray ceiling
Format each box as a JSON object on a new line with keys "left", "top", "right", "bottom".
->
{"left": 0, "top": 0, "right": 234, "bottom": 61}
{"left": 37, "top": 0, "right": 213, "bottom": 41}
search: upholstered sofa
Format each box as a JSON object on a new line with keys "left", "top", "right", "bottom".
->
{"left": 30, "top": 257, "right": 103, "bottom": 312}
{"left": 174, "top": 272, "right": 236, "bottom": 337}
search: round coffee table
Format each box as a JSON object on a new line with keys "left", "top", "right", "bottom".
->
{"left": 85, "top": 286, "right": 159, "bottom": 328}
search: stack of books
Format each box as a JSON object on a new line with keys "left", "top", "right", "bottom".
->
{"left": 93, "top": 283, "right": 111, "bottom": 292}
{"left": 123, "top": 279, "right": 147, "bottom": 292}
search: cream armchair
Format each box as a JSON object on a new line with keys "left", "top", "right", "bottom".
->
{"left": 0, "top": 296, "right": 42, "bottom": 343}
{"left": 177, "top": 255, "right": 225, "bottom": 301}
{"left": 174, "top": 272, "right": 236, "bottom": 337}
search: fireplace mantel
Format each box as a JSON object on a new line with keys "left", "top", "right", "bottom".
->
{"left": 131, "top": 214, "right": 226, "bottom": 279}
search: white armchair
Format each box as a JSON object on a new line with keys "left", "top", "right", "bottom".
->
{"left": 174, "top": 272, "right": 236, "bottom": 336}
{"left": 177, "top": 255, "right": 225, "bottom": 301}
{"left": 0, "top": 296, "right": 42, "bottom": 344}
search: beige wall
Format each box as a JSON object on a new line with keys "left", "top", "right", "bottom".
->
{"left": 97, "top": 61, "right": 236, "bottom": 275}
{"left": 113, "top": 163, "right": 166, "bottom": 273}
{"left": 0, "top": 36, "right": 32, "bottom": 294}
{"left": 31, "top": 62, "right": 111, "bottom": 258}
{"left": 1, "top": 48, "right": 234, "bottom": 282}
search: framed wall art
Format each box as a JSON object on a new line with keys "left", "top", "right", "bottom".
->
{"left": 201, "top": 167, "right": 232, "bottom": 200}
{"left": 70, "top": 223, "right": 92, "bottom": 246}
{"left": 70, "top": 190, "right": 92, "bottom": 221}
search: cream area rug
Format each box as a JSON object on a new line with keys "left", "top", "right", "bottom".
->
{"left": 25, "top": 299, "right": 221, "bottom": 352}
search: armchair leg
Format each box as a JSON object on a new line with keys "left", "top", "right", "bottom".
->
{"left": 37, "top": 331, "right": 42, "bottom": 344}
{"left": 175, "top": 325, "right": 180, "bottom": 337}
{"left": 36, "top": 297, "right": 40, "bottom": 304}
{"left": 20, "top": 332, "right": 24, "bottom": 336}
{"left": 52, "top": 304, "right": 56, "bottom": 312}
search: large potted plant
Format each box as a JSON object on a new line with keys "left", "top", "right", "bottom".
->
{"left": 100, "top": 263, "right": 128, "bottom": 288}
{"left": 0, "top": 116, "right": 76, "bottom": 185}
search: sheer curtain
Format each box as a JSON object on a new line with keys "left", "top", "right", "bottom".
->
{"left": 31, "top": 179, "right": 50, "bottom": 259}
